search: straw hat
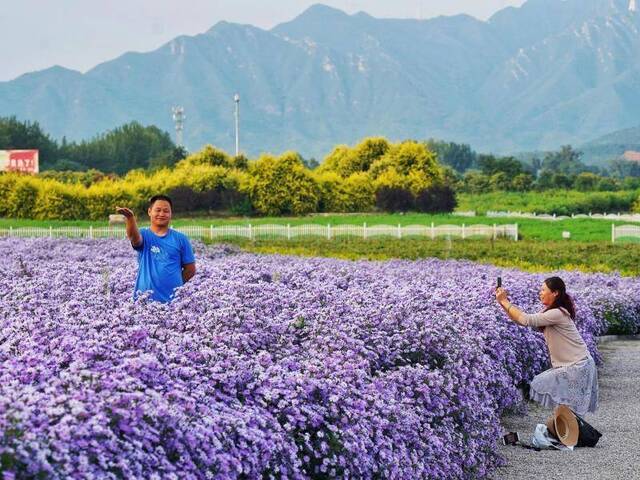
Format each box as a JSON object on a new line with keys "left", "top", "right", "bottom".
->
{"left": 546, "top": 405, "right": 579, "bottom": 447}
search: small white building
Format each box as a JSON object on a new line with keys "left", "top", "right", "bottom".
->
{"left": 623, "top": 151, "right": 640, "bottom": 162}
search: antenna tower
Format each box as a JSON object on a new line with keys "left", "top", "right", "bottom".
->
{"left": 172, "top": 106, "right": 185, "bottom": 147}
{"left": 234, "top": 94, "right": 240, "bottom": 156}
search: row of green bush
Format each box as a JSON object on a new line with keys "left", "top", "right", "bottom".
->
{"left": 0, "top": 139, "right": 455, "bottom": 220}
{"left": 457, "top": 191, "right": 640, "bottom": 216}
{"left": 456, "top": 171, "right": 640, "bottom": 193}
{"left": 4, "top": 136, "right": 640, "bottom": 220}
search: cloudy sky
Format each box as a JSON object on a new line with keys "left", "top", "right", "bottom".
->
{"left": 1, "top": 0, "right": 527, "bottom": 82}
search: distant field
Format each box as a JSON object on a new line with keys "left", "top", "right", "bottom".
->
{"left": 457, "top": 191, "right": 639, "bottom": 215}
{"left": 2, "top": 214, "right": 639, "bottom": 274}
{"left": 1, "top": 213, "right": 638, "bottom": 243}
{"left": 218, "top": 237, "right": 640, "bottom": 277}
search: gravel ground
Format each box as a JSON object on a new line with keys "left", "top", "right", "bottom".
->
{"left": 493, "top": 340, "right": 640, "bottom": 480}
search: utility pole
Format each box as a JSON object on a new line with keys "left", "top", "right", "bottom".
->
{"left": 172, "top": 106, "right": 185, "bottom": 147}
{"left": 234, "top": 94, "right": 240, "bottom": 156}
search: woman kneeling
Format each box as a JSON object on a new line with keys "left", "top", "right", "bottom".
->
{"left": 495, "top": 277, "right": 598, "bottom": 416}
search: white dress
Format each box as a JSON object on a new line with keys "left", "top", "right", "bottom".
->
{"left": 522, "top": 307, "right": 599, "bottom": 416}
{"left": 529, "top": 354, "right": 599, "bottom": 415}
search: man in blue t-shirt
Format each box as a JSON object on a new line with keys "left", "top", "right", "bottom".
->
{"left": 116, "top": 195, "right": 196, "bottom": 303}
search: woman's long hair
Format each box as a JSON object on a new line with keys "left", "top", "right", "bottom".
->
{"left": 543, "top": 277, "right": 576, "bottom": 320}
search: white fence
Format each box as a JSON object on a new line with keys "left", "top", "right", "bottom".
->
{"left": 611, "top": 224, "right": 640, "bottom": 243}
{"left": 0, "top": 226, "right": 129, "bottom": 239}
{"left": 486, "top": 211, "right": 640, "bottom": 222}
{"left": 0, "top": 223, "right": 519, "bottom": 241}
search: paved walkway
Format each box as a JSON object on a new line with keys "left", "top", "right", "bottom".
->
{"left": 494, "top": 340, "right": 640, "bottom": 479}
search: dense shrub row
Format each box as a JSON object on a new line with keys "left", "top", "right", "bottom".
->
{"left": 0, "top": 139, "right": 455, "bottom": 220}
{"left": 5, "top": 135, "right": 640, "bottom": 219}
{"left": 375, "top": 186, "right": 456, "bottom": 213}
{"left": 456, "top": 170, "right": 640, "bottom": 194}
{"left": 457, "top": 191, "right": 640, "bottom": 216}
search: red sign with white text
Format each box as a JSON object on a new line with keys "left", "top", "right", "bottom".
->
{"left": 0, "top": 150, "right": 39, "bottom": 173}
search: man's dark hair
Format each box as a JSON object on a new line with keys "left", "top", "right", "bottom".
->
{"left": 148, "top": 194, "right": 173, "bottom": 209}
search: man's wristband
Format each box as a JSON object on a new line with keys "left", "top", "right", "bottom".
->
{"left": 506, "top": 302, "right": 513, "bottom": 313}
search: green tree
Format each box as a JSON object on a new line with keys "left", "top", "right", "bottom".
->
{"left": 478, "top": 154, "right": 524, "bottom": 177}
{"left": 542, "top": 145, "right": 589, "bottom": 175}
{"left": 6, "top": 176, "right": 40, "bottom": 218}
{"left": 248, "top": 152, "right": 320, "bottom": 215}
{"left": 534, "top": 170, "right": 555, "bottom": 190}
{"left": 530, "top": 157, "right": 543, "bottom": 178}
{"left": 301, "top": 156, "right": 320, "bottom": 170}
{"left": 369, "top": 140, "right": 442, "bottom": 194}
{"left": 314, "top": 171, "right": 374, "bottom": 213}
{"left": 425, "top": 139, "right": 476, "bottom": 173}
{"left": 441, "top": 166, "right": 462, "bottom": 190}
{"left": 0, "top": 116, "right": 59, "bottom": 169}
{"left": 573, "top": 172, "right": 599, "bottom": 191}
{"left": 180, "top": 144, "right": 231, "bottom": 168}
{"left": 463, "top": 171, "right": 491, "bottom": 194}
{"left": 343, "top": 172, "right": 375, "bottom": 212}
{"left": 415, "top": 185, "right": 457, "bottom": 213}
{"left": 621, "top": 177, "right": 640, "bottom": 190}
{"left": 352, "top": 137, "right": 391, "bottom": 172}
{"left": 551, "top": 173, "right": 574, "bottom": 189}
{"left": 318, "top": 145, "right": 351, "bottom": 176}
{"left": 375, "top": 187, "right": 414, "bottom": 212}
{"left": 319, "top": 137, "right": 390, "bottom": 177}
{"left": 231, "top": 154, "right": 250, "bottom": 170}
{"left": 57, "top": 122, "right": 177, "bottom": 174}
{"left": 489, "top": 172, "right": 511, "bottom": 191}
{"left": 149, "top": 146, "right": 187, "bottom": 170}
{"left": 597, "top": 177, "right": 619, "bottom": 192}
{"left": 0, "top": 174, "right": 18, "bottom": 216}
{"left": 49, "top": 159, "right": 88, "bottom": 172}
{"left": 511, "top": 173, "right": 534, "bottom": 192}
{"left": 34, "top": 182, "right": 88, "bottom": 220}
{"left": 609, "top": 159, "right": 640, "bottom": 178}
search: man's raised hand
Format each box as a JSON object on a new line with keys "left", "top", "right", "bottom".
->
{"left": 116, "top": 206, "right": 143, "bottom": 247}
{"left": 115, "top": 207, "right": 135, "bottom": 219}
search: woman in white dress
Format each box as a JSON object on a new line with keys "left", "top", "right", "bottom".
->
{"left": 495, "top": 277, "right": 598, "bottom": 416}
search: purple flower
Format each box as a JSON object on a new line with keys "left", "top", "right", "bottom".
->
{"left": 1, "top": 238, "right": 638, "bottom": 479}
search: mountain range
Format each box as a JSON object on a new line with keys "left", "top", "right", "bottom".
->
{"left": 579, "top": 124, "right": 640, "bottom": 165}
{"left": 1, "top": 0, "right": 640, "bottom": 160}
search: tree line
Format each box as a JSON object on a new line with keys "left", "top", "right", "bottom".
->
{"left": 2, "top": 116, "right": 640, "bottom": 221}
{"left": 0, "top": 138, "right": 456, "bottom": 220}
{"left": 0, "top": 116, "right": 185, "bottom": 174}
{"left": 429, "top": 142, "right": 640, "bottom": 192}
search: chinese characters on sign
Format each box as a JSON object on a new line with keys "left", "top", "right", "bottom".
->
{"left": 0, "top": 150, "right": 39, "bottom": 173}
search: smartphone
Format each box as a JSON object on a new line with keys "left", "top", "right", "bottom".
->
{"left": 501, "top": 432, "right": 519, "bottom": 446}
{"left": 497, "top": 277, "right": 502, "bottom": 288}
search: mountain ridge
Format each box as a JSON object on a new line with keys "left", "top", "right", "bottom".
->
{"left": 1, "top": 0, "right": 639, "bottom": 159}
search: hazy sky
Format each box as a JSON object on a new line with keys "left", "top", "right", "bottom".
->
{"left": 0, "top": 0, "right": 526, "bottom": 82}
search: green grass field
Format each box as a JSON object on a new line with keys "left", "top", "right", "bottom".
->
{"left": 456, "top": 190, "right": 639, "bottom": 215}
{"left": 3, "top": 211, "right": 640, "bottom": 275}
{"left": 214, "top": 237, "right": 640, "bottom": 277}
{"left": 1, "top": 213, "right": 638, "bottom": 242}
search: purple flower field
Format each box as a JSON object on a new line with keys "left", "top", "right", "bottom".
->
{"left": 1, "top": 238, "right": 639, "bottom": 479}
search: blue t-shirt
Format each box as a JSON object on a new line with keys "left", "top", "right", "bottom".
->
{"left": 133, "top": 228, "right": 195, "bottom": 303}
